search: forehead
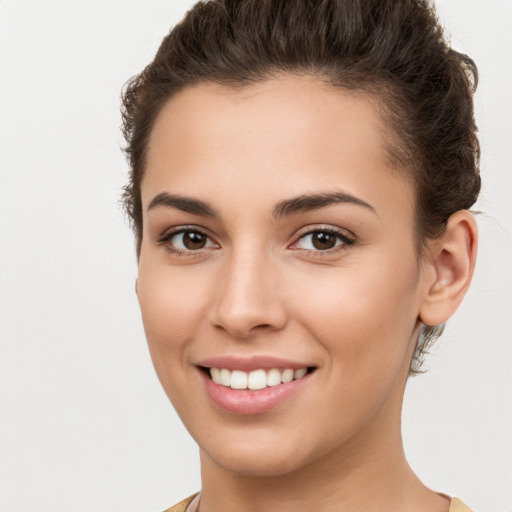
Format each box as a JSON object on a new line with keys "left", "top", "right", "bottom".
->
{"left": 144, "top": 76, "right": 413, "bottom": 221}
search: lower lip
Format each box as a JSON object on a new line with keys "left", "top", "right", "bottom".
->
{"left": 200, "top": 370, "right": 313, "bottom": 415}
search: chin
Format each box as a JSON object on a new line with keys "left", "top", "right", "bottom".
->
{"left": 203, "top": 445, "right": 314, "bottom": 477}
{"left": 197, "top": 424, "right": 333, "bottom": 478}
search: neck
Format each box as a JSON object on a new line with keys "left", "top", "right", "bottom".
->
{"left": 198, "top": 401, "right": 448, "bottom": 512}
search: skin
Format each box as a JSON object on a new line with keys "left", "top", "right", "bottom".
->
{"left": 136, "top": 76, "right": 477, "bottom": 512}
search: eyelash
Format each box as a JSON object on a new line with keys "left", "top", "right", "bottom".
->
{"left": 157, "top": 226, "right": 216, "bottom": 257}
{"left": 290, "top": 226, "right": 356, "bottom": 257}
{"left": 157, "top": 226, "right": 356, "bottom": 256}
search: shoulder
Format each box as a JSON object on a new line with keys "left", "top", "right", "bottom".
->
{"left": 449, "top": 498, "right": 474, "bottom": 512}
{"left": 161, "top": 493, "right": 199, "bottom": 512}
{"left": 161, "top": 494, "right": 472, "bottom": 512}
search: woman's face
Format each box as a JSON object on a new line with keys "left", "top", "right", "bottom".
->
{"left": 137, "top": 77, "right": 429, "bottom": 476}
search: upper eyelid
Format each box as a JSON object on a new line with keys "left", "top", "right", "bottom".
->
{"left": 157, "top": 225, "right": 214, "bottom": 241}
{"left": 293, "top": 225, "right": 355, "bottom": 241}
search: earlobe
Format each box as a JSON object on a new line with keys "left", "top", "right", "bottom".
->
{"left": 419, "top": 210, "right": 478, "bottom": 327}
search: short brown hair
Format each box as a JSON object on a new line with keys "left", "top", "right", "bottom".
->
{"left": 121, "top": 0, "right": 480, "bottom": 373}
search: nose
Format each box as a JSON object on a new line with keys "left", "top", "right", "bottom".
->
{"left": 209, "top": 249, "right": 288, "bottom": 339}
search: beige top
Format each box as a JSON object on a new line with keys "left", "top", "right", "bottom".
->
{"left": 163, "top": 493, "right": 474, "bottom": 512}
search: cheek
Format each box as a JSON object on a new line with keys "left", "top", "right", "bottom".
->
{"left": 290, "top": 254, "right": 421, "bottom": 375}
{"left": 136, "top": 263, "right": 211, "bottom": 377}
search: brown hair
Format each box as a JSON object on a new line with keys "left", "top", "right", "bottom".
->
{"left": 121, "top": 0, "right": 480, "bottom": 373}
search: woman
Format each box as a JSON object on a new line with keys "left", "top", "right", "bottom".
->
{"left": 121, "top": 0, "right": 480, "bottom": 510}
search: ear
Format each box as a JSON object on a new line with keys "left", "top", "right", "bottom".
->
{"left": 419, "top": 210, "right": 478, "bottom": 327}
{"left": 135, "top": 278, "right": 139, "bottom": 296}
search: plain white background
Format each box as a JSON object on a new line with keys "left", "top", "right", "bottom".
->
{"left": 0, "top": 1, "right": 511, "bottom": 511}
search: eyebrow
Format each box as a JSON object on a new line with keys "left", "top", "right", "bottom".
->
{"left": 272, "top": 191, "right": 377, "bottom": 218}
{"left": 147, "top": 190, "right": 377, "bottom": 218}
{"left": 147, "top": 192, "right": 219, "bottom": 217}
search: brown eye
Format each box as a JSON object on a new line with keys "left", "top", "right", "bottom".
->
{"left": 160, "top": 228, "right": 218, "bottom": 252}
{"left": 291, "top": 228, "right": 355, "bottom": 253}
{"left": 182, "top": 231, "right": 207, "bottom": 249}
{"left": 311, "top": 231, "right": 337, "bottom": 250}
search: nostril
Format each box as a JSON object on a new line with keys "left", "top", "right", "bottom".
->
{"left": 212, "top": 321, "right": 275, "bottom": 339}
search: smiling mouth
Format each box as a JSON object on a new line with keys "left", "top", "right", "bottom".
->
{"left": 202, "top": 367, "right": 316, "bottom": 390}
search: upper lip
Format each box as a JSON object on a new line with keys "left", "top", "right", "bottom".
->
{"left": 196, "top": 355, "right": 315, "bottom": 372}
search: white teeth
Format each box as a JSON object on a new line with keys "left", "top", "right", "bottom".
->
{"left": 210, "top": 367, "right": 222, "bottom": 384}
{"left": 220, "top": 368, "right": 231, "bottom": 387}
{"left": 294, "top": 368, "right": 307, "bottom": 379}
{"left": 230, "top": 370, "right": 248, "bottom": 389}
{"left": 266, "top": 368, "right": 282, "bottom": 387}
{"left": 248, "top": 369, "right": 267, "bottom": 390}
{"left": 208, "top": 367, "right": 310, "bottom": 389}
{"left": 281, "top": 368, "right": 294, "bottom": 383}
